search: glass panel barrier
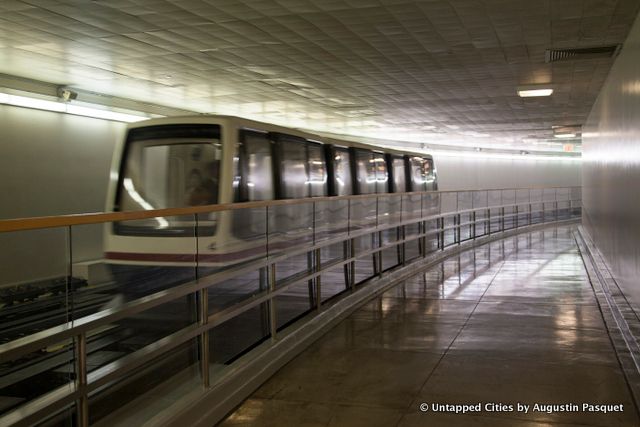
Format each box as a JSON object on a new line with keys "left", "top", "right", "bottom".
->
{"left": 0, "top": 187, "right": 582, "bottom": 426}
{"left": 530, "top": 189, "right": 543, "bottom": 224}
{"left": 502, "top": 190, "right": 516, "bottom": 230}
{"left": 0, "top": 228, "right": 69, "bottom": 341}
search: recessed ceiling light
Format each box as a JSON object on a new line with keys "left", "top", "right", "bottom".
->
{"left": 518, "top": 88, "right": 554, "bottom": 97}
{"left": 554, "top": 133, "right": 576, "bottom": 139}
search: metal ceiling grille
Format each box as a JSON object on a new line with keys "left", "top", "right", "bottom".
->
{"left": 545, "top": 45, "right": 621, "bottom": 63}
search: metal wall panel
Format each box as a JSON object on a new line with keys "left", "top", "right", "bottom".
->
{"left": 583, "top": 13, "right": 640, "bottom": 311}
{"left": 434, "top": 155, "right": 582, "bottom": 191}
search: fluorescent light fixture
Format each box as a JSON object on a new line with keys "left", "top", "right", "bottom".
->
{"left": 0, "top": 90, "right": 151, "bottom": 122}
{"left": 518, "top": 88, "right": 554, "bottom": 97}
{"left": 66, "top": 104, "right": 148, "bottom": 122}
{"left": 1, "top": 93, "right": 66, "bottom": 112}
{"left": 554, "top": 133, "right": 576, "bottom": 139}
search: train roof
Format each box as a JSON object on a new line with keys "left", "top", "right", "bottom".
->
{"left": 125, "top": 114, "right": 434, "bottom": 160}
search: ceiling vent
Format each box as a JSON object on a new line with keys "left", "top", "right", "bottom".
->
{"left": 545, "top": 45, "right": 620, "bottom": 63}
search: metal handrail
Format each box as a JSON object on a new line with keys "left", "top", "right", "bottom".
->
{"left": 0, "top": 186, "right": 581, "bottom": 232}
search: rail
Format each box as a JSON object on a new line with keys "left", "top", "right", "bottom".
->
{"left": 0, "top": 186, "right": 582, "bottom": 426}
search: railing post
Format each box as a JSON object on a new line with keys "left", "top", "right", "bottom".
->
{"left": 350, "top": 237, "right": 356, "bottom": 289}
{"left": 400, "top": 225, "right": 406, "bottom": 265}
{"left": 515, "top": 205, "right": 519, "bottom": 229}
{"left": 268, "top": 263, "right": 277, "bottom": 341}
{"left": 315, "top": 248, "right": 322, "bottom": 311}
{"left": 501, "top": 207, "right": 505, "bottom": 231}
{"left": 452, "top": 215, "right": 457, "bottom": 244}
{"left": 76, "top": 333, "right": 88, "bottom": 427}
{"left": 439, "top": 216, "right": 445, "bottom": 249}
{"left": 528, "top": 189, "right": 532, "bottom": 225}
{"left": 199, "top": 287, "right": 209, "bottom": 388}
{"left": 420, "top": 220, "right": 427, "bottom": 257}
{"left": 456, "top": 213, "right": 461, "bottom": 244}
{"left": 487, "top": 208, "right": 491, "bottom": 236}
{"left": 472, "top": 210, "right": 477, "bottom": 239}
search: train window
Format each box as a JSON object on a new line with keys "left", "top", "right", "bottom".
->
{"left": 408, "top": 156, "right": 427, "bottom": 192}
{"left": 274, "top": 134, "right": 328, "bottom": 199}
{"left": 333, "top": 147, "right": 352, "bottom": 196}
{"left": 115, "top": 124, "right": 221, "bottom": 236}
{"left": 372, "top": 152, "right": 388, "bottom": 193}
{"left": 120, "top": 140, "right": 221, "bottom": 210}
{"left": 425, "top": 158, "right": 437, "bottom": 191}
{"left": 354, "top": 149, "right": 377, "bottom": 195}
{"left": 391, "top": 156, "right": 406, "bottom": 193}
{"left": 240, "top": 130, "right": 274, "bottom": 201}
{"left": 279, "top": 138, "right": 308, "bottom": 198}
{"left": 308, "top": 142, "right": 328, "bottom": 197}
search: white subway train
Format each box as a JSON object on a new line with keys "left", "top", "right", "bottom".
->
{"left": 103, "top": 115, "right": 438, "bottom": 272}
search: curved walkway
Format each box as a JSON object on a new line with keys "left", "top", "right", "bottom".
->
{"left": 220, "top": 226, "right": 639, "bottom": 427}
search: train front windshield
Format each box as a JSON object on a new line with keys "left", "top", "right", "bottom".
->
{"left": 115, "top": 124, "right": 221, "bottom": 236}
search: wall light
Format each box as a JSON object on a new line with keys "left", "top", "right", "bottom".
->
{"left": 0, "top": 91, "right": 152, "bottom": 122}
{"left": 517, "top": 88, "right": 554, "bottom": 97}
{"left": 554, "top": 133, "right": 576, "bottom": 139}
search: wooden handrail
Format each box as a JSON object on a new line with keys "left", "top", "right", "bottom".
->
{"left": 0, "top": 186, "right": 580, "bottom": 233}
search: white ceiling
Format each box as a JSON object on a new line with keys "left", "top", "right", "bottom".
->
{"left": 1, "top": 0, "right": 638, "bottom": 154}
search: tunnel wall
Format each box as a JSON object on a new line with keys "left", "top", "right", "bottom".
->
{"left": 434, "top": 155, "right": 581, "bottom": 191}
{"left": 0, "top": 104, "right": 124, "bottom": 285}
{"left": 582, "top": 13, "right": 640, "bottom": 311}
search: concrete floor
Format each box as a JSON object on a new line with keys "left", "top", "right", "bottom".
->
{"left": 220, "top": 226, "right": 639, "bottom": 426}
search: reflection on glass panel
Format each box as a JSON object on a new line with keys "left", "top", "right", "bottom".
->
{"left": 206, "top": 270, "right": 267, "bottom": 314}
{"left": 403, "top": 194, "right": 422, "bottom": 222}
{"left": 106, "top": 214, "right": 196, "bottom": 301}
{"left": 457, "top": 192, "right": 472, "bottom": 210}
{"left": 320, "top": 266, "right": 349, "bottom": 303}
{"left": 308, "top": 143, "right": 328, "bottom": 197}
{"left": 241, "top": 130, "right": 274, "bottom": 201}
{"left": 472, "top": 191, "right": 487, "bottom": 209}
{"left": 543, "top": 188, "right": 556, "bottom": 202}
{"left": 276, "top": 253, "right": 313, "bottom": 286}
{"left": 210, "top": 303, "right": 270, "bottom": 365}
{"left": 440, "top": 192, "right": 457, "bottom": 213}
{"left": 275, "top": 281, "right": 315, "bottom": 330}
{"left": 378, "top": 195, "right": 401, "bottom": 227}
{"left": 423, "top": 192, "right": 441, "bottom": 217}
{"left": 320, "top": 242, "right": 345, "bottom": 265}
{"left": 349, "top": 198, "right": 376, "bottom": 232}
{"left": 268, "top": 203, "right": 313, "bottom": 257}
{"left": 333, "top": 148, "right": 352, "bottom": 196}
{"left": 487, "top": 190, "right": 501, "bottom": 207}
{"left": 0, "top": 338, "right": 74, "bottom": 417}
{"left": 516, "top": 189, "right": 529, "bottom": 204}
{"left": 89, "top": 338, "right": 200, "bottom": 425}
{"left": 353, "top": 233, "right": 377, "bottom": 283}
{"left": 314, "top": 200, "right": 348, "bottom": 243}
{"left": 228, "top": 207, "right": 267, "bottom": 265}
{"left": 404, "top": 223, "right": 421, "bottom": 261}
{"left": 279, "top": 139, "right": 308, "bottom": 199}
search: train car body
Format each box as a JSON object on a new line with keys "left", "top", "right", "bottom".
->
{"left": 104, "top": 115, "right": 438, "bottom": 271}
